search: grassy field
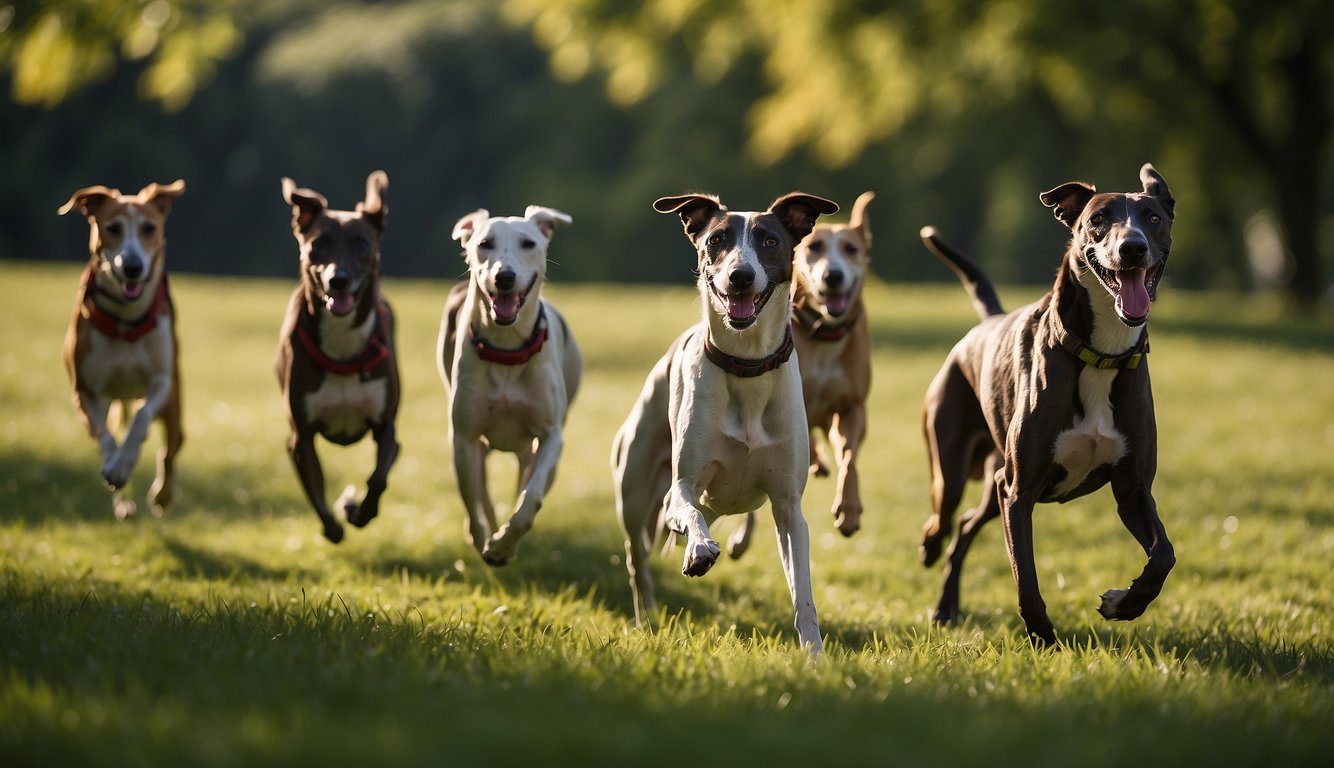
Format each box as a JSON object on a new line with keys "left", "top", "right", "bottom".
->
{"left": 2, "top": 260, "right": 1332, "bottom": 767}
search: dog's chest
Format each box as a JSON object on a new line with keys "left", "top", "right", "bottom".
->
{"left": 1050, "top": 367, "right": 1127, "bottom": 496}
{"left": 454, "top": 364, "right": 559, "bottom": 450}
{"left": 79, "top": 323, "right": 172, "bottom": 399}
{"left": 303, "top": 374, "right": 387, "bottom": 438}
{"left": 798, "top": 344, "right": 853, "bottom": 416}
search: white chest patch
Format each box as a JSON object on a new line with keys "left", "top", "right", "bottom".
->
{"left": 1051, "top": 367, "right": 1126, "bottom": 495}
{"left": 304, "top": 375, "right": 387, "bottom": 438}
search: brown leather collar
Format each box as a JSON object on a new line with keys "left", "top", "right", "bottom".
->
{"left": 792, "top": 297, "right": 860, "bottom": 342}
{"left": 296, "top": 302, "right": 392, "bottom": 376}
{"left": 703, "top": 324, "right": 795, "bottom": 377}
{"left": 472, "top": 304, "right": 549, "bottom": 365}
{"left": 81, "top": 265, "right": 171, "bottom": 342}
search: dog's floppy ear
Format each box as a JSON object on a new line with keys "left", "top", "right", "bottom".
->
{"left": 1139, "top": 163, "right": 1175, "bottom": 220}
{"left": 769, "top": 192, "right": 839, "bottom": 243}
{"left": 357, "top": 170, "right": 389, "bottom": 232}
{"left": 1039, "top": 181, "right": 1097, "bottom": 229}
{"left": 282, "top": 177, "right": 328, "bottom": 234}
{"left": 653, "top": 193, "right": 723, "bottom": 239}
{"left": 524, "top": 205, "right": 573, "bottom": 238}
{"left": 848, "top": 190, "right": 875, "bottom": 247}
{"left": 58, "top": 185, "right": 119, "bottom": 218}
{"left": 138, "top": 179, "right": 187, "bottom": 216}
{"left": 452, "top": 209, "right": 490, "bottom": 248}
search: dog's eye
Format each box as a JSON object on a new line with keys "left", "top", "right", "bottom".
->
{"left": 105, "top": 222, "right": 123, "bottom": 236}
{"left": 311, "top": 236, "right": 331, "bottom": 257}
{"left": 352, "top": 236, "right": 370, "bottom": 253}
{"left": 842, "top": 243, "right": 858, "bottom": 255}
{"left": 1089, "top": 213, "right": 1106, "bottom": 226}
{"left": 807, "top": 240, "right": 824, "bottom": 253}
{"left": 706, "top": 233, "right": 724, "bottom": 247}
{"left": 140, "top": 222, "right": 157, "bottom": 237}
{"left": 1148, "top": 214, "right": 1161, "bottom": 224}
{"left": 763, "top": 236, "right": 779, "bottom": 248}
{"left": 479, "top": 238, "right": 495, "bottom": 250}
{"left": 521, "top": 239, "right": 536, "bottom": 249}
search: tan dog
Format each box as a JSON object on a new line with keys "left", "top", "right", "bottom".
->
{"left": 725, "top": 191, "right": 875, "bottom": 559}
{"left": 59, "top": 180, "right": 187, "bottom": 520}
{"left": 612, "top": 191, "right": 839, "bottom": 654}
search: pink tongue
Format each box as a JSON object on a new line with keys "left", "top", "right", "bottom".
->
{"left": 122, "top": 282, "right": 144, "bottom": 300}
{"left": 728, "top": 294, "right": 757, "bottom": 320}
{"left": 824, "top": 292, "right": 850, "bottom": 316}
{"left": 326, "top": 294, "right": 355, "bottom": 315}
{"left": 493, "top": 293, "right": 520, "bottom": 323}
{"left": 1115, "top": 268, "right": 1151, "bottom": 320}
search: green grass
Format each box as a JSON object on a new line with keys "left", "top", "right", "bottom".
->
{"left": 2, "top": 260, "right": 1332, "bottom": 767}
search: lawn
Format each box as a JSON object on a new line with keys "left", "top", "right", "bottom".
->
{"left": 2, "top": 260, "right": 1331, "bottom": 767}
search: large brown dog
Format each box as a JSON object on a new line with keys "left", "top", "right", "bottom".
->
{"left": 60, "top": 180, "right": 186, "bottom": 520}
{"left": 275, "top": 171, "right": 400, "bottom": 543}
{"left": 918, "top": 164, "right": 1176, "bottom": 645}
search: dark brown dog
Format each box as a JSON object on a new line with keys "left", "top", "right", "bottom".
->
{"left": 59, "top": 180, "right": 186, "bottom": 520}
{"left": 918, "top": 163, "right": 1176, "bottom": 645}
{"left": 275, "top": 171, "right": 400, "bottom": 543}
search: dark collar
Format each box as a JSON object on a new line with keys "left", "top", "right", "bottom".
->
{"left": 472, "top": 303, "right": 548, "bottom": 365}
{"left": 792, "top": 297, "right": 860, "bottom": 342}
{"left": 296, "top": 302, "right": 392, "bottom": 376}
{"left": 81, "top": 265, "right": 171, "bottom": 342}
{"left": 704, "top": 324, "right": 795, "bottom": 377}
{"left": 1051, "top": 305, "right": 1149, "bottom": 370}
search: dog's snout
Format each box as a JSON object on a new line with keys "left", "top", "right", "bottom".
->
{"left": 120, "top": 259, "right": 144, "bottom": 280}
{"left": 728, "top": 266, "right": 755, "bottom": 291}
{"left": 825, "top": 269, "right": 845, "bottom": 288}
{"left": 1119, "top": 239, "right": 1149, "bottom": 262}
{"left": 495, "top": 269, "right": 517, "bottom": 291}
{"left": 328, "top": 270, "right": 350, "bottom": 292}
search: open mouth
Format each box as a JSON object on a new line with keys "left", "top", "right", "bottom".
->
{"left": 120, "top": 280, "right": 144, "bottom": 300}
{"left": 712, "top": 280, "right": 779, "bottom": 330}
{"left": 489, "top": 275, "right": 538, "bottom": 326}
{"left": 1085, "top": 250, "right": 1166, "bottom": 327}
{"left": 819, "top": 283, "right": 856, "bottom": 317}
{"left": 324, "top": 292, "right": 356, "bottom": 316}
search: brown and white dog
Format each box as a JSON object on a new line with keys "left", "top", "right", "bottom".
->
{"left": 612, "top": 191, "right": 838, "bottom": 654}
{"left": 726, "top": 191, "right": 875, "bottom": 559}
{"left": 275, "top": 171, "right": 400, "bottom": 543}
{"left": 60, "top": 180, "right": 186, "bottom": 520}
{"left": 437, "top": 206, "right": 582, "bottom": 566}
{"left": 918, "top": 164, "right": 1176, "bottom": 645}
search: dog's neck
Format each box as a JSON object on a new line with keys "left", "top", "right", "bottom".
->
{"left": 702, "top": 279, "right": 793, "bottom": 362}
{"left": 1056, "top": 256, "right": 1144, "bottom": 357}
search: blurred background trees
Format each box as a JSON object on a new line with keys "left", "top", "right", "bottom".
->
{"left": 2, "top": 0, "right": 1331, "bottom": 305}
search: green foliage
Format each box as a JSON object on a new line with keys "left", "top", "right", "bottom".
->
{"left": 2, "top": 263, "right": 1332, "bottom": 765}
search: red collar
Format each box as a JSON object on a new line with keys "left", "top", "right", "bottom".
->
{"left": 472, "top": 304, "right": 549, "bottom": 365}
{"left": 81, "top": 266, "right": 171, "bottom": 341}
{"left": 704, "top": 324, "right": 795, "bottom": 377}
{"left": 792, "top": 297, "right": 860, "bottom": 342}
{"left": 296, "top": 302, "right": 392, "bottom": 376}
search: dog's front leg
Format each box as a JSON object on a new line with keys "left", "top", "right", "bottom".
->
{"left": 482, "top": 428, "right": 565, "bottom": 566}
{"left": 345, "top": 420, "right": 399, "bottom": 528}
{"left": 288, "top": 430, "right": 343, "bottom": 543}
{"left": 828, "top": 404, "right": 866, "bottom": 536}
{"left": 104, "top": 373, "right": 171, "bottom": 490}
{"left": 665, "top": 479, "right": 720, "bottom": 577}
{"left": 998, "top": 468, "right": 1056, "bottom": 645}
{"left": 453, "top": 435, "right": 492, "bottom": 555}
{"left": 771, "top": 492, "right": 822, "bottom": 655}
{"left": 74, "top": 388, "right": 120, "bottom": 473}
{"left": 1098, "top": 480, "right": 1175, "bottom": 621}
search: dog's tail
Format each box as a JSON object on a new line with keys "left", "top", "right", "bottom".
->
{"left": 919, "top": 226, "right": 1004, "bottom": 319}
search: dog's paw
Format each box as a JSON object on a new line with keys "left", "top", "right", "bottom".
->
{"left": 931, "top": 604, "right": 961, "bottom": 626}
{"left": 811, "top": 461, "right": 830, "bottom": 478}
{"left": 101, "top": 460, "right": 132, "bottom": 491}
{"left": 1096, "top": 588, "right": 1147, "bottom": 621}
{"left": 148, "top": 477, "right": 173, "bottom": 516}
{"left": 834, "top": 506, "right": 862, "bottom": 537}
{"left": 322, "top": 521, "right": 345, "bottom": 544}
{"left": 113, "top": 495, "right": 137, "bottom": 520}
{"left": 340, "top": 485, "right": 378, "bottom": 528}
{"left": 726, "top": 527, "right": 751, "bottom": 560}
{"left": 681, "top": 538, "right": 720, "bottom": 577}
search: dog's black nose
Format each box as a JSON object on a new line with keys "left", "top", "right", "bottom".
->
{"left": 728, "top": 266, "right": 754, "bottom": 291}
{"left": 1119, "top": 240, "right": 1149, "bottom": 261}
{"left": 121, "top": 260, "right": 144, "bottom": 280}
{"left": 495, "top": 269, "right": 516, "bottom": 291}
{"left": 826, "top": 269, "right": 844, "bottom": 288}
{"left": 328, "top": 271, "right": 350, "bottom": 291}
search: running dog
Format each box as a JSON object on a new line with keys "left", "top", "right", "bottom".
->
{"left": 918, "top": 163, "right": 1176, "bottom": 645}
{"left": 276, "top": 170, "right": 399, "bottom": 543}
{"left": 60, "top": 180, "right": 187, "bottom": 520}
{"left": 727, "top": 191, "right": 875, "bottom": 559}
{"left": 612, "top": 191, "right": 838, "bottom": 654}
{"left": 437, "top": 206, "right": 582, "bottom": 566}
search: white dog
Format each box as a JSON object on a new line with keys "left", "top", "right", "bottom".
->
{"left": 611, "top": 191, "right": 839, "bottom": 654}
{"left": 437, "top": 206, "right": 582, "bottom": 566}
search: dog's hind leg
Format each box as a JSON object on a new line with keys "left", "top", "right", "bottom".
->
{"left": 612, "top": 421, "right": 670, "bottom": 625}
{"left": 934, "top": 452, "right": 1001, "bottom": 624}
{"left": 345, "top": 421, "right": 398, "bottom": 528}
{"left": 920, "top": 365, "right": 986, "bottom": 566}
{"left": 149, "top": 386, "right": 183, "bottom": 517}
{"left": 483, "top": 427, "right": 565, "bottom": 565}
{"left": 289, "top": 431, "right": 343, "bottom": 543}
{"left": 725, "top": 510, "right": 755, "bottom": 559}
{"left": 828, "top": 404, "right": 866, "bottom": 536}
{"left": 1098, "top": 480, "right": 1174, "bottom": 622}
{"left": 771, "top": 493, "right": 822, "bottom": 655}
{"left": 454, "top": 436, "right": 492, "bottom": 555}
